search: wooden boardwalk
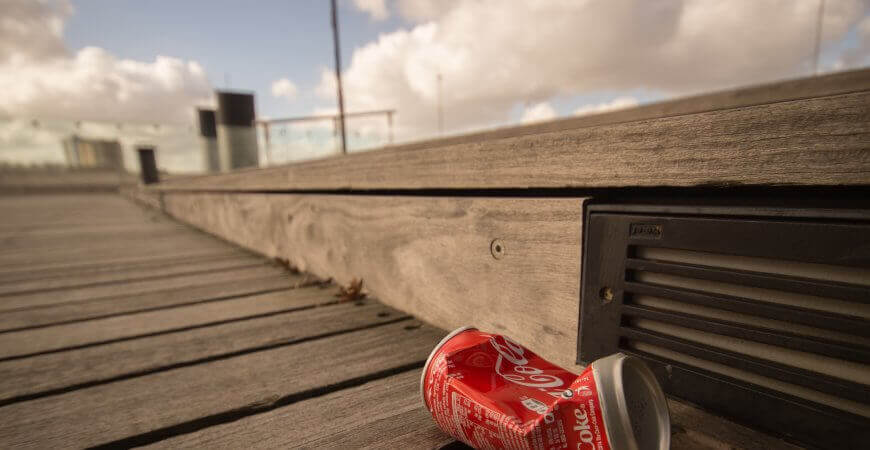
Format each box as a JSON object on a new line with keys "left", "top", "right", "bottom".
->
{"left": 0, "top": 194, "right": 453, "bottom": 448}
{"left": 0, "top": 193, "right": 802, "bottom": 449}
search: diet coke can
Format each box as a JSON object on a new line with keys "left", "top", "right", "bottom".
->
{"left": 421, "top": 326, "right": 670, "bottom": 450}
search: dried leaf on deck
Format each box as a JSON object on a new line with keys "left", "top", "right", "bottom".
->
{"left": 335, "top": 277, "right": 366, "bottom": 303}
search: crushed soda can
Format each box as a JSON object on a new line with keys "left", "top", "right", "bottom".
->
{"left": 421, "top": 326, "right": 670, "bottom": 450}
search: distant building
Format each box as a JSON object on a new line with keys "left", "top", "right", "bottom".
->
{"left": 62, "top": 135, "right": 123, "bottom": 170}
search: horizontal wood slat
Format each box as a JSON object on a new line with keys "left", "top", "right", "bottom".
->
{"left": 0, "top": 286, "right": 330, "bottom": 360}
{"left": 0, "top": 264, "right": 289, "bottom": 312}
{"left": 162, "top": 192, "right": 586, "bottom": 369}
{"left": 0, "top": 321, "right": 442, "bottom": 448}
{"left": 146, "top": 370, "right": 452, "bottom": 449}
{"left": 0, "top": 300, "right": 403, "bottom": 406}
{"left": 152, "top": 77, "right": 869, "bottom": 192}
{"left": 0, "top": 274, "right": 305, "bottom": 333}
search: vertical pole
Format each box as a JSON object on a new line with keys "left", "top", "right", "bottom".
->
{"left": 387, "top": 111, "right": 394, "bottom": 145}
{"left": 437, "top": 73, "right": 443, "bottom": 135}
{"left": 262, "top": 122, "right": 272, "bottom": 166}
{"left": 331, "top": 0, "right": 348, "bottom": 154}
{"left": 812, "top": 0, "right": 825, "bottom": 75}
{"left": 137, "top": 146, "right": 159, "bottom": 185}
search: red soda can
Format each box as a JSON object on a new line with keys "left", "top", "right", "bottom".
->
{"left": 421, "top": 327, "right": 670, "bottom": 450}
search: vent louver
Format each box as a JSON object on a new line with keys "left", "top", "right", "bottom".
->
{"left": 578, "top": 205, "right": 870, "bottom": 449}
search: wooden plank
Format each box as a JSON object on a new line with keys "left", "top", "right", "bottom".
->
{"left": 162, "top": 193, "right": 585, "bottom": 369}
{"left": 146, "top": 370, "right": 452, "bottom": 449}
{"left": 0, "top": 273, "right": 310, "bottom": 333}
{"left": 0, "top": 264, "right": 291, "bottom": 312}
{"left": 0, "top": 169, "right": 134, "bottom": 192}
{"left": 0, "top": 284, "right": 334, "bottom": 360}
{"left": 0, "top": 272, "right": 310, "bottom": 332}
{"left": 0, "top": 222, "right": 186, "bottom": 239}
{"left": 146, "top": 367, "right": 801, "bottom": 450}
{"left": 160, "top": 194, "right": 800, "bottom": 448}
{"left": 154, "top": 88, "right": 870, "bottom": 192}
{"left": 0, "top": 236, "right": 242, "bottom": 269}
{"left": 0, "top": 320, "right": 442, "bottom": 448}
{"left": 0, "top": 300, "right": 403, "bottom": 406}
{"left": 0, "top": 254, "right": 263, "bottom": 296}
{"left": 0, "top": 248, "right": 248, "bottom": 283}
{"left": 121, "top": 183, "right": 163, "bottom": 209}
{"left": 0, "top": 227, "right": 198, "bottom": 251}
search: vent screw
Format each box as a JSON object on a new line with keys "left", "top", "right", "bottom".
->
{"left": 599, "top": 286, "right": 614, "bottom": 304}
{"left": 490, "top": 239, "right": 506, "bottom": 260}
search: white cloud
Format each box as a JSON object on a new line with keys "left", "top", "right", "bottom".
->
{"left": 0, "top": 0, "right": 212, "bottom": 125}
{"left": 319, "top": 0, "right": 868, "bottom": 142}
{"left": 520, "top": 102, "right": 557, "bottom": 124}
{"left": 271, "top": 78, "right": 298, "bottom": 101}
{"left": 353, "top": 0, "right": 389, "bottom": 21}
{"left": 0, "top": 0, "right": 71, "bottom": 64}
{"left": 314, "top": 67, "right": 338, "bottom": 99}
{"left": 396, "top": 0, "right": 454, "bottom": 22}
{"left": 573, "top": 96, "right": 639, "bottom": 117}
{"left": 0, "top": 0, "right": 213, "bottom": 172}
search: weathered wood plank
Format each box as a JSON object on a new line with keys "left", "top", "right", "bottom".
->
{"left": 0, "top": 300, "right": 402, "bottom": 405}
{"left": 160, "top": 193, "right": 800, "bottom": 449}
{"left": 162, "top": 193, "right": 585, "bottom": 369}
{"left": 0, "top": 284, "right": 333, "bottom": 359}
{"left": 0, "top": 273, "right": 308, "bottom": 332}
{"left": 0, "top": 254, "right": 264, "bottom": 296}
{"left": 0, "top": 227, "right": 198, "bottom": 251}
{"left": 0, "top": 248, "right": 249, "bottom": 284}
{"left": 0, "top": 264, "right": 291, "bottom": 312}
{"left": 0, "top": 320, "right": 442, "bottom": 449}
{"left": 147, "top": 364, "right": 801, "bottom": 450}
{"left": 154, "top": 89, "right": 870, "bottom": 192}
{"left": 0, "top": 169, "right": 134, "bottom": 192}
{"left": 0, "top": 237, "right": 237, "bottom": 268}
{"left": 0, "top": 248, "right": 247, "bottom": 283}
{"left": 146, "top": 370, "right": 452, "bottom": 449}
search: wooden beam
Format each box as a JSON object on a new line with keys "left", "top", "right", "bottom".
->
{"left": 162, "top": 192, "right": 587, "bottom": 369}
{"left": 154, "top": 70, "right": 870, "bottom": 192}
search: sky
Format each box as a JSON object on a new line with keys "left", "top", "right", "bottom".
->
{"left": 1, "top": 0, "right": 869, "bottom": 171}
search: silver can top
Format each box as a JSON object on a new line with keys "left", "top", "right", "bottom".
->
{"left": 591, "top": 353, "right": 671, "bottom": 450}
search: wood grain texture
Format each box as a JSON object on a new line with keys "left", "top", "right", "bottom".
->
{"left": 121, "top": 183, "right": 164, "bottom": 209}
{"left": 0, "top": 254, "right": 262, "bottom": 296}
{"left": 0, "top": 273, "right": 306, "bottom": 332}
{"left": 0, "top": 236, "right": 234, "bottom": 268}
{"left": 162, "top": 192, "right": 586, "bottom": 369}
{"left": 0, "top": 248, "right": 245, "bottom": 283}
{"left": 160, "top": 193, "right": 801, "bottom": 449}
{"left": 0, "top": 300, "right": 401, "bottom": 404}
{"left": 154, "top": 89, "right": 870, "bottom": 192}
{"left": 0, "top": 248, "right": 248, "bottom": 284}
{"left": 0, "top": 320, "right": 443, "bottom": 449}
{"left": 0, "top": 263, "right": 287, "bottom": 311}
{"left": 0, "top": 169, "right": 134, "bottom": 192}
{"left": 0, "top": 285, "right": 332, "bottom": 359}
{"left": 147, "top": 369, "right": 452, "bottom": 449}
{"left": 145, "top": 373, "right": 802, "bottom": 450}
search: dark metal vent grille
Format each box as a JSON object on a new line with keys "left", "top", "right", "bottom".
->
{"left": 578, "top": 207, "right": 870, "bottom": 449}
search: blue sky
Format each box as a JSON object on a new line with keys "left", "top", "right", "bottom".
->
{"left": 63, "top": 0, "right": 397, "bottom": 120}
{"left": 57, "top": 0, "right": 869, "bottom": 132}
